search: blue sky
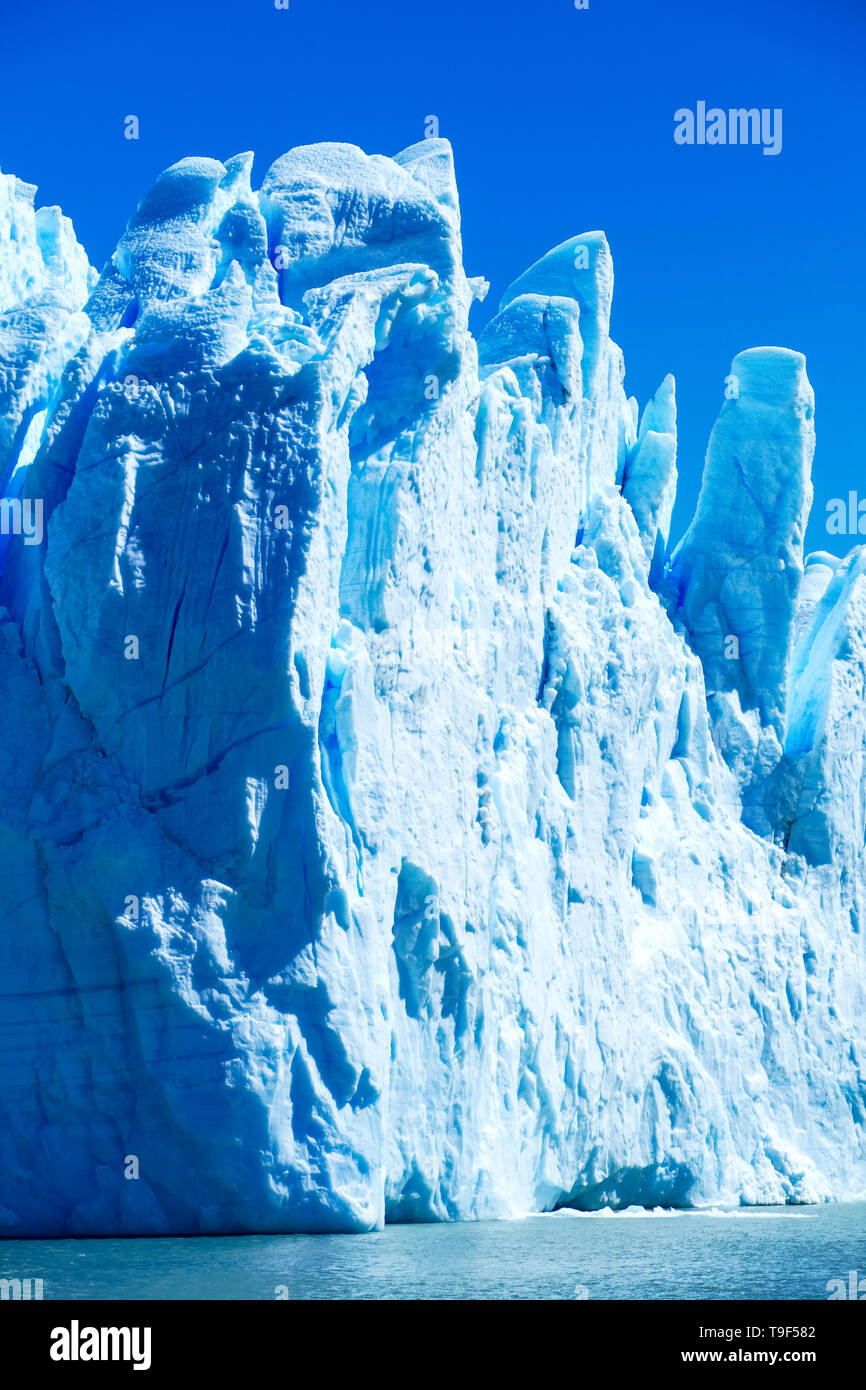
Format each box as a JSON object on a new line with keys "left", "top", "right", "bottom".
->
{"left": 2, "top": 0, "right": 864, "bottom": 552}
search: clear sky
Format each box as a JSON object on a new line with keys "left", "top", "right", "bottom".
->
{"left": 2, "top": 0, "right": 864, "bottom": 553}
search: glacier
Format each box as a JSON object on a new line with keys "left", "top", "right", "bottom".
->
{"left": 0, "top": 140, "right": 865, "bottom": 1236}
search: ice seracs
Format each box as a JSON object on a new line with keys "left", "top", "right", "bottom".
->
{"left": 621, "top": 371, "right": 677, "bottom": 585}
{"left": 0, "top": 169, "right": 94, "bottom": 557}
{"left": 0, "top": 142, "right": 864, "bottom": 1236}
{"left": 667, "top": 347, "right": 815, "bottom": 836}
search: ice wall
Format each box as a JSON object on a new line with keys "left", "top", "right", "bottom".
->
{"left": 0, "top": 143, "right": 864, "bottom": 1236}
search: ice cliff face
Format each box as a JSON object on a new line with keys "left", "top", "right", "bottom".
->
{"left": 1, "top": 141, "right": 865, "bottom": 1236}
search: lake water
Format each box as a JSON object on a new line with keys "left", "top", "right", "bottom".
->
{"left": 2, "top": 1203, "right": 865, "bottom": 1300}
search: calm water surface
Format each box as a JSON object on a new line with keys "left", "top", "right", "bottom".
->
{"left": 2, "top": 1204, "right": 865, "bottom": 1300}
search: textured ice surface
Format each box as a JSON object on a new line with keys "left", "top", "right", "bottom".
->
{"left": 0, "top": 143, "right": 865, "bottom": 1236}
{"left": 0, "top": 172, "right": 94, "bottom": 560}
